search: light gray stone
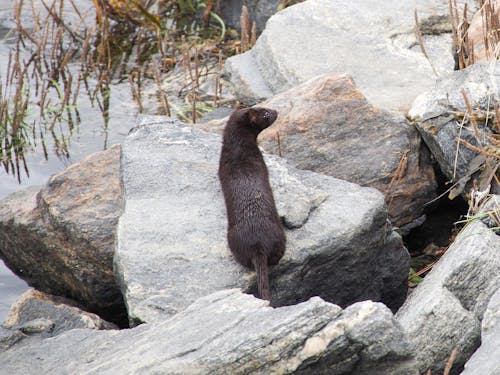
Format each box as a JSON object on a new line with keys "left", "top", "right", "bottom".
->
{"left": 396, "top": 220, "right": 500, "bottom": 374}
{"left": 0, "top": 290, "right": 418, "bottom": 374}
{"left": 408, "top": 63, "right": 499, "bottom": 185}
{"left": 223, "top": 51, "right": 274, "bottom": 106}
{"left": 461, "top": 287, "right": 500, "bottom": 375}
{"left": 116, "top": 115, "right": 409, "bottom": 324}
{"left": 224, "top": 0, "right": 472, "bottom": 110}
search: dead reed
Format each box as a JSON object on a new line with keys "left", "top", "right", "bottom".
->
{"left": 450, "top": 0, "right": 500, "bottom": 68}
{"left": 1, "top": 0, "right": 86, "bottom": 181}
{"left": 1, "top": 0, "right": 237, "bottom": 181}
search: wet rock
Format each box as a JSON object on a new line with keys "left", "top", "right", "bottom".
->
{"left": 0, "top": 145, "right": 126, "bottom": 323}
{"left": 462, "top": 287, "right": 500, "bottom": 375}
{"left": 0, "top": 289, "right": 418, "bottom": 374}
{"left": 201, "top": 74, "right": 437, "bottom": 227}
{"left": 3, "top": 289, "right": 116, "bottom": 335}
{"left": 408, "top": 63, "right": 499, "bottom": 193}
{"left": 224, "top": 0, "right": 468, "bottom": 110}
{"left": 396, "top": 220, "right": 500, "bottom": 374}
{"left": 116, "top": 116, "right": 409, "bottom": 324}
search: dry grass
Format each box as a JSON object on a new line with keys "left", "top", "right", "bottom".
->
{"left": 385, "top": 150, "right": 409, "bottom": 211}
{"left": 415, "top": 10, "right": 439, "bottom": 77}
{"left": 1, "top": 0, "right": 242, "bottom": 181}
{"left": 453, "top": 90, "right": 500, "bottom": 211}
{"left": 239, "top": 5, "right": 256, "bottom": 53}
{"left": 1, "top": 0, "right": 86, "bottom": 181}
{"left": 450, "top": 0, "right": 500, "bottom": 67}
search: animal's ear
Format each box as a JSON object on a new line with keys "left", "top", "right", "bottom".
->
{"left": 247, "top": 108, "right": 258, "bottom": 124}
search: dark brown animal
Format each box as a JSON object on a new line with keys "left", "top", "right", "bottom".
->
{"left": 218, "top": 107, "right": 286, "bottom": 301}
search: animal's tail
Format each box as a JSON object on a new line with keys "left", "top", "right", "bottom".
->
{"left": 252, "top": 251, "right": 270, "bottom": 301}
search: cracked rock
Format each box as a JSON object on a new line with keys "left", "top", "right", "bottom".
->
{"left": 0, "top": 289, "right": 418, "bottom": 374}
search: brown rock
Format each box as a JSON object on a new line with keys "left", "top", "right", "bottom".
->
{"left": 0, "top": 145, "right": 126, "bottom": 324}
{"left": 201, "top": 73, "right": 437, "bottom": 227}
{"left": 466, "top": 0, "right": 500, "bottom": 64}
{"left": 4, "top": 289, "right": 117, "bottom": 335}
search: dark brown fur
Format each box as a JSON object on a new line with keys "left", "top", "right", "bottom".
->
{"left": 218, "top": 107, "right": 286, "bottom": 301}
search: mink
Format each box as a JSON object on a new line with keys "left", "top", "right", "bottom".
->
{"left": 218, "top": 107, "right": 286, "bottom": 301}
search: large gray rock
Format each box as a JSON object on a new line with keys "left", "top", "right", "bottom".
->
{"left": 0, "top": 289, "right": 419, "bottom": 374}
{"left": 224, "top": 0, "right": 469, "bottom": 110}
{"left": 396, "top": 220, "right": 500, "bottom": 374}
{"left": 0, "top": 145, "right": 127, "bottom": 324}
{"left": 409, "top": 63, "right": 499, "bottom": 188}
{"left": 116, "top": 116, "right": 409, "bottom": 324}
{"left": 461, "top": 287, "right": 500, "bottom": 375}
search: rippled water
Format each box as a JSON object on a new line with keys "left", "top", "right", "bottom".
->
{"left": 0, "top": 1, "right": 138, "bottom": 322}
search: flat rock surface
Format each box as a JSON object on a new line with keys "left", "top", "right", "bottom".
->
{"left": 0, "top": 290, "right": 418, "bottom": 375}
{"left": 116, "top": 116, "right": 409, "bottom": 324}
{"left": 224, "top": 0, "right": 467, "bottom": 110}
{"left": 396, "top": 220, "right": 500, "bottom": 374}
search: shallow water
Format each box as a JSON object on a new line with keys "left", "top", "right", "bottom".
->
{"left": 0, "top": 1, "right": 138, "bottom": 322}
{"left": 0, "top": 260, "right": 28, "bottom": 322}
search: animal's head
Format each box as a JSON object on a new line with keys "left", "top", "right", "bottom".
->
{"left": 229, "top": 107, "right": 278, "bottom": 135}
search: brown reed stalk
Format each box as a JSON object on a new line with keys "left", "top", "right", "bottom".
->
{"left": 386, "top": 150, "right": 409, "bottom": 209}
{"left": 251, "top": 21, "right": 257, "bottom": 46}
{"left": 276, "top": 130, "right": 282, "bottom": 157}
{"left": 203, "top": 0, "right": 216, "bottom": 26}
{"left": 443, "top": 348, "right": 458, "bottom": 375}
{"left": 152, "top": 59, "right": 171, "bottom": 116}
{"left": 214, "top": 50, "right": 223, "bottom": 107}
{"left": 461, "top": 89, "right": 483, "bottom": 145}
{"left": 414, "top": 10, "right": 439, "bottom": 77}
{"left": 128, "top": 70, "right": 143, "bottom": 113}
{"left": 240, "top": 5, "right": 250, "bottom": 52}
